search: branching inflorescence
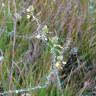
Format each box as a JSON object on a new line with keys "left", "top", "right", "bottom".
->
{"left": 0, "top": 3, "right": 72, "bottom": 95}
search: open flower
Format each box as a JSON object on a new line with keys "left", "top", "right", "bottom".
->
{"left": 27, "top": 15, "right": 31, "bottom": 19}
{"left": 55, "top": 62, "right": 62, "bottom": 70}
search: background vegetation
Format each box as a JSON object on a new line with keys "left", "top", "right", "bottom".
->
{"left": 0, "top": 0, "right": 96, "bottom": 96}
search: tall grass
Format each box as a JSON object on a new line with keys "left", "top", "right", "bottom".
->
{"left": 0, "top": 0, "right": 96, "bottom": 96}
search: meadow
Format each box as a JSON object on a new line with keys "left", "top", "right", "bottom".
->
{"left": 0, "top": 0, "right": 96, "bottom": 96}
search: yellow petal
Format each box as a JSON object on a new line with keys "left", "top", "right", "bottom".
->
{"left": 26, "top": 8, "right": 31, "bottom": 12}
{"left": 62, "top": 61, "right": 66, "bottom": 65}
{"left": 27, "top": 15, "right": 31, "bottom": 19}
{"left": 55, "top": 62, "right": 62, "bottom": 69}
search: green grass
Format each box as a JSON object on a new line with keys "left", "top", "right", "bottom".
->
{"left": 0, "top": 0, "right": 96, "bottom": 96}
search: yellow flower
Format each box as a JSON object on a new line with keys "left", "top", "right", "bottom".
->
{"left": 26, "top": 8, "right": 31, "bottom": 12}
{"left": 55, "top": 62, "right": 62, "bottom": 70}
{"left": 26, "top": 5, "right": 34, "bottom": 13}
{"left": 62, "top": 61, "right": 66, "bottom": 65}
{"left": 27, "top": 15, "right": 31, "bottom": 19}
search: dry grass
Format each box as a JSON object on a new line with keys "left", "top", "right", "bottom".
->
{"left": 0, "top": 0, "right": 96, "bottom": 96}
